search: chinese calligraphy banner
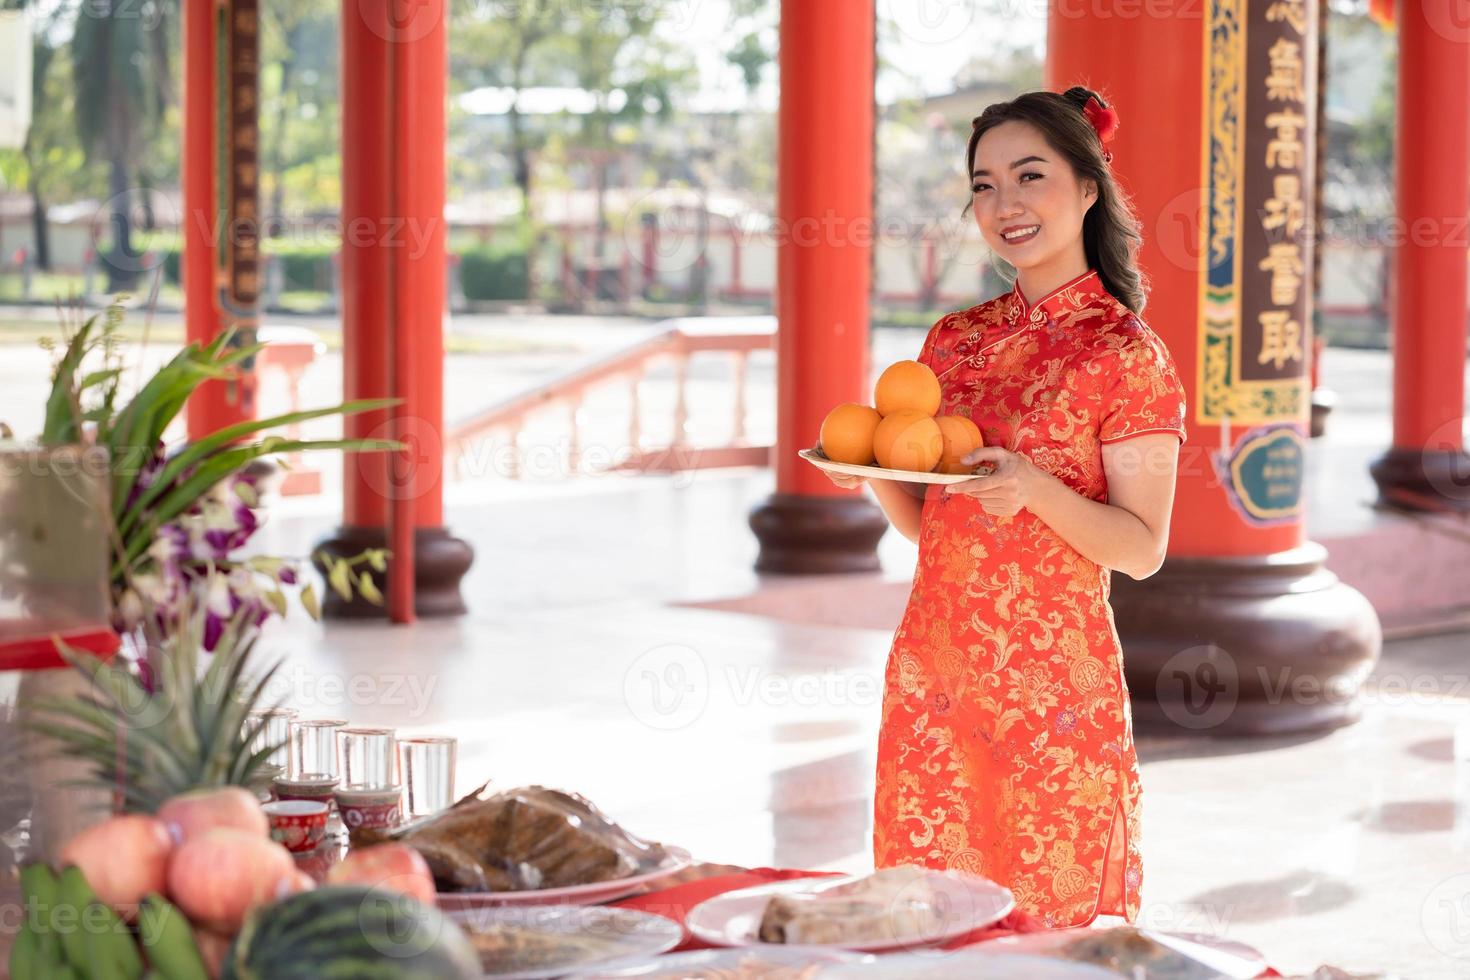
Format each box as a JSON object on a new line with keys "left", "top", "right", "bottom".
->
{"left": 1198, "top": 0, "right": 1313, "bottom": 426}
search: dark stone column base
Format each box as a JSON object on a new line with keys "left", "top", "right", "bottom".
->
{"left": 1370, "top": 446, "right": 1470, "bottom": 512}
{"left": 1309, "top": 388, "right": 1335, "bottom": 438}
{"left": 749, "top": 493, "right": 891, "bottom": 574}
{"left": 313, "top": 526, "right": 475, "bottom": 618}
{"left": 1110, "top": 544, "right": 1381, "bottom": 736}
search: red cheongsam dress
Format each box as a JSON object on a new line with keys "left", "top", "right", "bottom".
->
{"left": 872, "top": 267, "right": 1188, "bottom": 928}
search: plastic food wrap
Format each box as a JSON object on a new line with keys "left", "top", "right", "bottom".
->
{"left": 381, "top": 784, "right": 670, "bottom": 892}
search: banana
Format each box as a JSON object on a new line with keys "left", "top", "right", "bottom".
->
{"left": 137, "top": 894, "right": 207, "bottom": 980}
{"left": 86, "top": 904, "right": 144, "bottom": 980}
{"left": 55, "top": 865, "right": 93, "bottom": 969}
{"left": 8, "top": 922, "right": 38, "bottom": 980}
{"left": 17, "top": 863, "right": 62, "bottom": 967}
{"left": 56, "top": 864, "right": 143, "bottom": 980}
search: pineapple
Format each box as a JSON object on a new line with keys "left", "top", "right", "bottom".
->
{"left": 22, "top": 602, "right": 287, "bottom": 814}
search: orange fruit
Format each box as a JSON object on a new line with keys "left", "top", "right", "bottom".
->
{"left": 873, "top": 410, "right": 943, "bottom": 472}
{"left": 874, "top": 360, "right": 942, "bottom": 417}
{"left": 818, "top": 402, "right": 883, "bottom": 465}
{"left": 935, "top": 415, "right": 985, "bottom": 474}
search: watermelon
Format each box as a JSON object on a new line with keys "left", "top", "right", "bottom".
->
{"left": 219, "top": 886, "right": 479, "bottom": 979}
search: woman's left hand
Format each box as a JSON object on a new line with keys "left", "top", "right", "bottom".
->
{"left": 942, "top": 446, "right": 1041, "bottom": 516}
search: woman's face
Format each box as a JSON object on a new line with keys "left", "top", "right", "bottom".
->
{"left": 969, "top": 119, "right": 1096, "bottom": 271}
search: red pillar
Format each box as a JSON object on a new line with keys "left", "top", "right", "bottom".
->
{"left": 317, "top": 0, "right": 472, "bottom": 620}
{"left": 1368, "top": 3, "right": 1470, "bottom": 510}
{"left": 1049, "top": 0, "right": 1378, "bottom": 734}
{"left": 183, "top": 0, "right": 255, "bottom": 439}
{"left": 748, "top": 0, "right": 888, "bottom": 573}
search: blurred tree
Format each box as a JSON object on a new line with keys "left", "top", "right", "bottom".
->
{"left": 0, "top": 0, "right": 103, "bottom": 270}
{"left": 260, "top": 0, "right": 337, "bottom": 224}
{"left": 72, "top": 0, "right": 173, "bottom": 289}
{"left": 451, "top": 0, "right": 561, "bottom": 220}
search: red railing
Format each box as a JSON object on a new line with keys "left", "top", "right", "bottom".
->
{"left": 444, "top": 318, "right": 775, "bottom": 480}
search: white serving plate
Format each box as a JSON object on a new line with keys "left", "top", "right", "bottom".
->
{"left": 822, "top": 949, "right": 1120, "bottom": 979}
{"left": 570, "top": 945, "right": 869, "bottom": 978}
{"left": 798, "top": 448, "right": 992, "bottom": 486}
{"left": 448, "top": 904, "right": 684, "bottom": 979}
{"left": 436, "top": 846, "right": 693, "bottom": 909}
{"left": 979, "top": 926, "right": 1268, "bottom": 978}
{"left": 685, "top": 869, "right": 1015, "bottom": 953}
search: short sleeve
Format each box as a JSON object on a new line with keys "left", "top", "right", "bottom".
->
{"left": 916, "top": 314, "right": 952, "bottom": 373}
{"left": 1098, "top": 328, "right": 1188, "bottom": 445}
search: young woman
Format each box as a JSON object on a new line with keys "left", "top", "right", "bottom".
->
{"left": 829, "top": 87, "right": 1188, "bottom": 928}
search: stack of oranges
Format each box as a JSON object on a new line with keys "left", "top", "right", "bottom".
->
{"left": 818, "top": 360, "right": 983, "bottom": 475}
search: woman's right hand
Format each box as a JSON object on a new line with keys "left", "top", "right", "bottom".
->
{"left": 824, "top": 470, "right": 868, "bottom": 490}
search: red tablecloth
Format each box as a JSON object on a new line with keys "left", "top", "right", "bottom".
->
{"left": 610, "top": 867, "right": 1284, "bottom": 975}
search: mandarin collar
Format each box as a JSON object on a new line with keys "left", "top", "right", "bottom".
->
{"left": 1004, "top": 268, "right": 1106, "bottom": 326}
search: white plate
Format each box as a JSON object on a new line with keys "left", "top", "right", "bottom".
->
{"left": 685, "top": 870, "right": 1015, "bottom": 953}
{"left": 798, "top": 448, "right": 992, "bottom": 485}
{"left": 437, "top": 847, "right": 694, "bottom": 910}
{"left": 979, "top": 926, "right": 1268, "bottom": 978}
{"left": 823, "top": 950, "right": 1119, "bottom": 979}
{"left": 448, "top": 905, "right": 684, "bottom": 979}
{"left": 569, "top": 946, "right": 869, "bottom": 978}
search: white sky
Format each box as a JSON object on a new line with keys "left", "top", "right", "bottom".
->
{"left": 658, "top": 0, "right": 1047, "bottom": 113}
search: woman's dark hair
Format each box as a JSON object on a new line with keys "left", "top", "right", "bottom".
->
{"left": 964, "top": 86, "right": 1148, "bottom": 315}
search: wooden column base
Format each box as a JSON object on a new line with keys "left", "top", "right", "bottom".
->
{"left": 1369, "top": 446, "right": 1470, "bottom": 513}
{"left": 748, "top": 493, "right": 890, "bottom": 574}
{"left": 313, "top": 526, "right": 474, "bottom": 618}
{"left": 1110, "top": 544, "right": 1381, "bottom": 736}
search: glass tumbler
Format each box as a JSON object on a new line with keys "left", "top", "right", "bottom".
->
{"left": 336, "top": 726, "right": 397, "bottom": 789}
{"left": 397, "top": 736, "right": 457, "bottom": 819}
{"left": 288, "top": 718, "right": 347, "bottom": 780}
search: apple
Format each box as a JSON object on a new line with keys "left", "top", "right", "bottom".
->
{"left": 326, "top": 843, "right": 436, "bottom": 905}
{"left": 59, "top": 814, "right": 172, "bottom": 915}
{"left": 158, "top": 787, "right": 268, "bottom": 844}
{"left": 167, "top": 828, "right": 296, "bottom": 932}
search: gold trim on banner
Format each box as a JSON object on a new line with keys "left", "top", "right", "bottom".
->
{"left": 1196, "top": 0, "right": 1308, "bottom": 426}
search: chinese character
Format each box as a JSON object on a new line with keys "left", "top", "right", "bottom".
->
{"left": 1266, "top": 1, "right": 1308, "bottom": 35}
{"left": 1262, "top": 174, "right": 1305, "bottom": 238}
{"left": 1265, "top": 37, "right": 1305, "bottom": 102}
{"left": 1258, "top": 242, "right": 1304, "bottom": 306}
{"left": 1265, "top": 109, "right": 1307, "bottom": 169}
{"left": 1257, "top": 310, "right": 1304, "bottom": 369}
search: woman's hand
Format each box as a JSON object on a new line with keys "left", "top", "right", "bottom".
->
{"left": 942, "top": 446, "right": 1042, "bottom": 516}
{"left": 823, "top": 469, "right": 868, "bottom": 490}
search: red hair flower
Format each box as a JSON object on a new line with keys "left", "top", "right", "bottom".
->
{"left": 1083, "top": 96, "right": 1119, "bottom": 162}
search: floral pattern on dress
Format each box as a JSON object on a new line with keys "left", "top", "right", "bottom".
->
{"left": 872, "top": 267, "right": 1187, "bottom": 928}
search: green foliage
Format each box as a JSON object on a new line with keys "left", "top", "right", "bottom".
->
{"left": 24, "top": 602, "right": 287, "bottom": 813}
{"left": 459, "top": 239, "right": 530, "bottom": 301}
{"left": 39, "top": 301, "right": 399, "bottom": 585}
{"left": 263, "top": 240, "right": 336, "bottom": 291}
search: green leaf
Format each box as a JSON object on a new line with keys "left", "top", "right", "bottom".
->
{"left": 358, "top": 572, "right": 383, "bottom": 605}
{"left": 327, "top": 559, "right": 353, "bottom": 602}
{"left": 300, "top": 583, "right": 320, "bottom": 621}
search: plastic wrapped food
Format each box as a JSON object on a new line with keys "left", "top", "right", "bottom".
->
{"left": 379, "top": 784, "right": 670, "bottom": 892}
